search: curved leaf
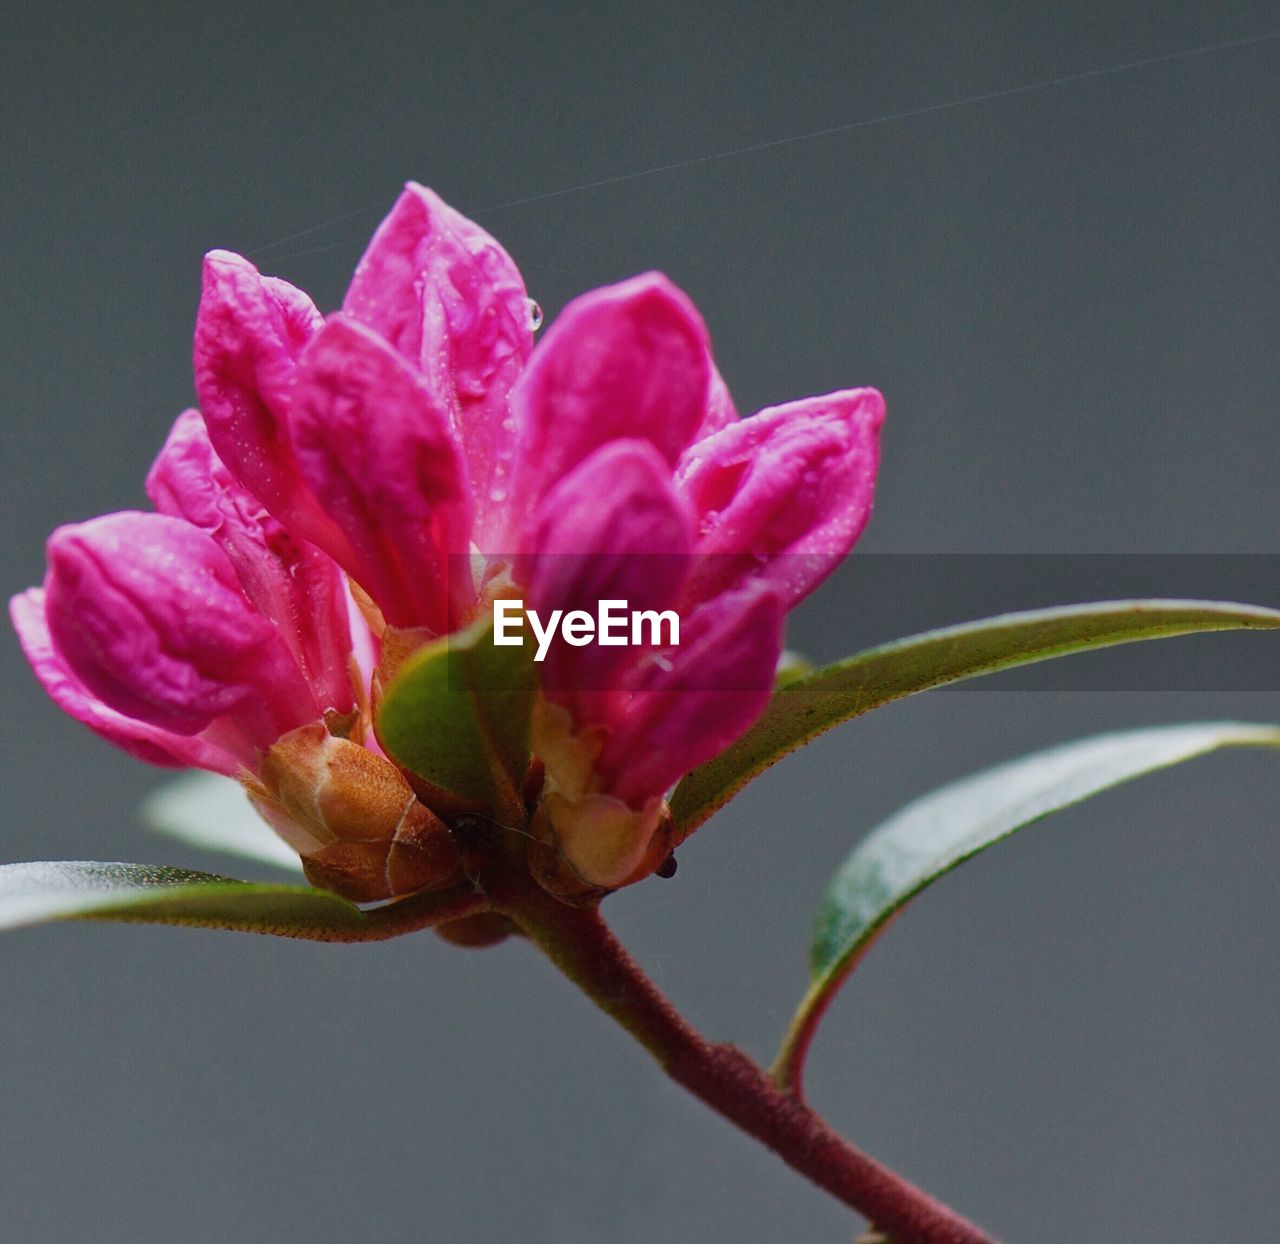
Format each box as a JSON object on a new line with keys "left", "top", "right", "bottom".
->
{"left": 0, "top": 861, "right": 483, "bottom": 942}
{"left": 772, "top": 721, "right": 1280, "bottom": 1092}
{"left": 377, "top": 616, "right": 536, "bottom": 820}
{"left": 671, "top": 599, "right": 1280, "bottom": 832}
{"left": 0, "top": 861, "right": 364, "bottom": 935}
{"left": 141, "top": 772, "right": 303, "bottom": 872}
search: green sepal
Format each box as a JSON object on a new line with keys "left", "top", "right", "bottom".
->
{"left": 377, "top": 616, "right": 537, "bottom": 822}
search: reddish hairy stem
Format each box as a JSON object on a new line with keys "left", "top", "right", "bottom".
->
{"left": 356, "top": 886, "right": 489, "bottom": 940}
{"left": 506, "top": 888, "right": 994, "bottom": 1244}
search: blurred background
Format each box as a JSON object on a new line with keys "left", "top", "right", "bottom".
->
{"left": 2, "top": 2, "right": 1278, "bottom": 1239}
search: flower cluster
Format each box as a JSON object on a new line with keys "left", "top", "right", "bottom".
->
{"left": 12, "top": 184, "right": 883, "bottom": 902}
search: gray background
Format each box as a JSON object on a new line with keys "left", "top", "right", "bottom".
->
{"left": 3, "top": 2, "right": 1279, "bottom": 1240}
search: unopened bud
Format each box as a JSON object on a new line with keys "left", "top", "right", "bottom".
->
{"left": 253, "top": 723, "right": 461, "bottom": 902}
{"left": 528, "top": 794, "right": 676, "bottom": 898}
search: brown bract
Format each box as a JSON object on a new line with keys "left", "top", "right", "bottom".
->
{"left": 250, "top": 723, "right": 462, "bottom": 902}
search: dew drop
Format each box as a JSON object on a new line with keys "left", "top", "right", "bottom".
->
{"left": 525, "top": 298, "right": 544, "bottom": 331}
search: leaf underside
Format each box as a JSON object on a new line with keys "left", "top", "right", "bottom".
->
{"left": 141, "top": 772, "right": 303, "bottom": 871}
{"left": 0, "top": 860, "right": 370, "bottom": 937}
{"left": 777, "top": 721, "right": 1280, "bottom": 1083}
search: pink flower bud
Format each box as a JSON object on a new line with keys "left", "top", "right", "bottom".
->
{"left": 194, "top": 250, "right": 356, "bottom": 564}
{"left": 146, "top": 409, "right": 356, "bottom": 717}
{"left": 507, "top": 273, "right": 713, "bottom": 525}
{"left": 599, "top": 582, "right": 785, "bottom": 807}
{"left": 10, "top": 588, "right": 242, "bottom": 774}
{"left": 290, "top": 315, "right": 472, "bottom": 633}
{"left": 43, "top": 512, "right": 318, "bottom": 750}
{"left": 695, "top": 364, "right": 739, "bottom": 440}
{"left": 14, "top": 183, "right": 886, "bottom": 904}
{"left": 677, "top": 387, "right": 885, "bottom": 608}
{"left": 342, "top": 182, "right": 533, "bottom": 549}
{"left": 522, "top": 439, "right": 694, "bottom": 720}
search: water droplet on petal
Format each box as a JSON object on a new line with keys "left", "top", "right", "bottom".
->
{"left": 525, "top": 298, "right": 544, "bottom": 331}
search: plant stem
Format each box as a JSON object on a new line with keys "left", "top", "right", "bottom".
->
{"left": 505, "top": 886, "right": 995, "bottom": 1244}
{"left": 352, "top": 885, "right": 488, "bottom": 942}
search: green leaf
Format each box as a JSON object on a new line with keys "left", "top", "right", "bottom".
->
{"left": 772, "top": 721, "right": 1280, "bottom": 1089}
{"left": 377, "top": 616, "right": 537, "bottom": 819}
{"left": 141, "top": 772, "right": 303, "bottom": 872}
{"left": 0, "top": 861, "right": 484, "bottom": 942}
{"left": 671, "top": 599, "right": 1280, "bottom": 832}
{"left": 0, "top": 861, "right": 368, "bottom": 937}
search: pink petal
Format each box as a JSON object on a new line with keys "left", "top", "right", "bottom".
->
{"left": 147, "top": 409, "right": 355, "bottom": 715}
{"left": 598, "top": 583, "right": 784, "bottom": 806}
{"left": 507, "top": 273, "right": 712, "bottom": 526}
{"left": 193, "top": 250, "right": 355, "bottom": 563}
{"left": 694, "top": 364, "right": 739, "bottom": 440}
{"left": 521, "top": 439, "right": 694, "bottom": 720}
{"left": 290, "top": 315, "right": 472, "bottom": 632}
{"left": 342, "top": 183, "right": 533, "bottom": 548}
{"left": 10, "top": 589, "right": 242, "bottom": 775}
{"left": 43, "top": 512, "right": 317, "bottom": 745}
{"left": 676, "top": 387, "right": 885, "bottom": 608}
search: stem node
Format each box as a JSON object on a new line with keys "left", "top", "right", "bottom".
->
{"left": 505, "top": 883, "right": 995, "bottom": 1244}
